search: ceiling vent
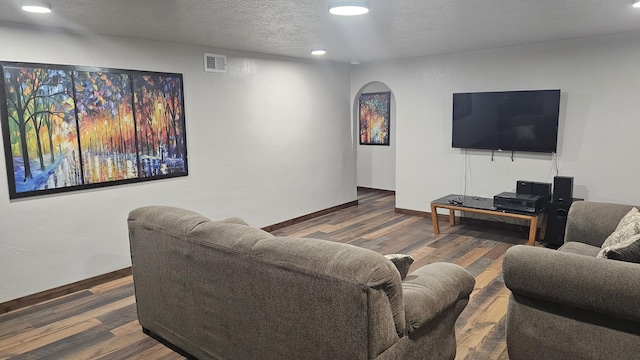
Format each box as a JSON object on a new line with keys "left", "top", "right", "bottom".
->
{"left": 204, "top": 53, "right": 227, "bottom": 73}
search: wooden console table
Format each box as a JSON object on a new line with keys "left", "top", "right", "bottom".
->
{"left": 430, "top": 194, "right": 545, "bottom": 246}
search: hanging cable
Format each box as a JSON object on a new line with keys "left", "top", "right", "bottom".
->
{"left": 463, "top": 149, "right": 467, "bottom": 197}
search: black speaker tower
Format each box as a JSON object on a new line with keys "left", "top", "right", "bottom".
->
{"left": 553, "top": 176, "right": 574, "bottom": 203}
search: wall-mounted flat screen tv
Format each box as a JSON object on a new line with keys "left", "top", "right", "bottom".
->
{"left": 452, "top": 89, "right": 560, "bottom": 153}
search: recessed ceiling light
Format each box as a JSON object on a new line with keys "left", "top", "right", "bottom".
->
{"left": 311, "top": 49, "right": 327, "bottom": 56}
{"left": 21, "top": 1, "right": 52, "bottom": 13}
{"left": 633, "top": 0, "right": 640, "bottom": 8}
{"left": 329, "top": 1, "right": 370, "bottom": 16}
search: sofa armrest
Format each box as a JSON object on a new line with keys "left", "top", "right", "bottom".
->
{"left": 503, "top": 245, "right": 640, "bottom": 323}
{"left": 402, "top": 262, "right": 475, "bottom": 332}
{"left": 565, "top": 201, "right": 636, "bottom": 247}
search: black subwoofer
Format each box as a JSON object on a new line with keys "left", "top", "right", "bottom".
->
{"left": 545, "top": 201, "right": 571, "bottom": 246}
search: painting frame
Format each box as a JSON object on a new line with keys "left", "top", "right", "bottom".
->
{"left": 359, "top": 91, "right": 391, "bottom": 146}
{"left": 0, "top": 61, "right": 188, "bottom": 199}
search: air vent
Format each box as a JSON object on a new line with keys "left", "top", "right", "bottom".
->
{"left": 204, "top": 53, "right": 227, "bottom": 73}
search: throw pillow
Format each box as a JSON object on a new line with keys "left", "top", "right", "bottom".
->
{"left": 600, "top": 207, "right": 640, "bottom": 249}
{"left": 384, "top": 254, "right": 414, "bottom": 279}
{"left": 606, "top": 237, "right": 640, "bottom": 263}
{"left": 598, "top": 233, "right": 640, "bottom": 263}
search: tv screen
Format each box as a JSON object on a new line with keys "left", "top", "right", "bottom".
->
{"left": 452, "top": 89, "right": 560, "bottom": 153}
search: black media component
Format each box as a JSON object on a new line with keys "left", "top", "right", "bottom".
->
{"left": 452, "top": 89, "right": 561, "bottom": 153}
{"left": 545, "top": 202, "right": 571, "bottom": 246}
{"left": 516, "top": 180, "right": 533, "bottom": 195}
{"left": 516, "top": 180, "right": 551, "bottom": 207}
{"left": 494, "top": 192, "right": 545, "bottom": 213}
{"left": 532, "top": 182, "right": 552, "bottom": 203}
{"left": 553, "top": 176, "right": 574, "bottom": 203}
{"left": 545, "top": 198, "right": 583, "bottom": 246}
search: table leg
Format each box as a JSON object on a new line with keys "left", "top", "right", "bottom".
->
{"left": 538, "top": 213, "right": 547, "bottom": 241}
{"left": 449, "top": 210, "right": 455, "bottom": 226}
{"left": 528, "top": 216, "right": 538, "bottom": 246}
{"left": 430, "top": 204, "right": 440, "bottom": 234}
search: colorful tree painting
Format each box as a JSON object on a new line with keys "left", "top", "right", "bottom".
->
{"left": 75, "top": 71, "right": 137, "bottom": 184}
{"left": 359, "top": 92, "right": 390, "bottom": 145}
{"left": 133, "top": 74, "right": 186, "bottom": 178}
{"left": 2, "top": 66, "right": 81, "bottom": 193}
{"left": 0, "top": 62, "right": 188, "bottom": 199}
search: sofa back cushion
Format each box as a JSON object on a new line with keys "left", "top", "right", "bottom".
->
{"left": 565, "top": 202, "right": 637, "bottom": 247}
{"left": 128, "top": 206, "right": 403, "bottom": 359}
{"left": 250, "top": 236, "right": 406, "bottom": 336}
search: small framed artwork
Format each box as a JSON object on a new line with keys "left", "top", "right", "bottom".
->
{"left": 359, "top": 91, "right": 390, "bottom": 146}
{"left": 0, "top": 61, "right": 188, "bottom": 199}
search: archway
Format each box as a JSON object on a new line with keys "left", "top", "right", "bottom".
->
{"left": 354, "top": 81, "right": 396, "bottom": 192}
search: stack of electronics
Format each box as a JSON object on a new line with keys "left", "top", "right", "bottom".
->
{"left": 494, "top": 180, "right": 551, "bottom": 213}
{"left": 493, "top": 177, "right": 574, "bottom": 214}
{"left": 493, "top": 176, "right": 577, "bottom": 246}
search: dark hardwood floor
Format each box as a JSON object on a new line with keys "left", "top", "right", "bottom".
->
{"left": 0, "top": 189, "right": 531, "bottom": 359}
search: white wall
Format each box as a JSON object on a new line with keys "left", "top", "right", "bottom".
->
{"left": 5, "top": 25, "right": 640, "bottom": 304}
{"left": 351, "top": 30, "right": 640, "bottom": 213}
{"left": 356, "top": 82, "right": 396, "bottom": 191}
{"left": 0, "top": 26, "right": 355, "bottom": 302}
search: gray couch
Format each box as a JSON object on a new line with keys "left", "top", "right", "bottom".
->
{"left": 128, "top": 206, "right": 475, "bottom": 360}
{"left": 503, "top": 201, "right": 640, "bottom": 360}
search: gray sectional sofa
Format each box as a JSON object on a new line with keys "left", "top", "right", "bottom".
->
{"left": 503, "top": 201, "right": 640, "bottom": 360}
{"left": 128, "top": 206, "right": 475, "bottom": 360}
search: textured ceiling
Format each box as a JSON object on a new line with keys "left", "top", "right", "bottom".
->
{"left": 1, "top": 0, "right": 639, "bottom": 63}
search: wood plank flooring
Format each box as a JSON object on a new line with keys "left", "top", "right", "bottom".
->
{"left": 0, "top": 189, "right": 532, "bottom": 359}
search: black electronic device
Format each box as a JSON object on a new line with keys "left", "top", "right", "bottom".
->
{"left": 545, "top": 198, "right": 584, "bottom": 246}
{"left": 516, "top": 180, "right": 552, "bottom": 205}
{"left": 516, "top": 180, "right": 533, "bottom": 195}
{"left": 545, "top": 202, "right": 571, "bottom": 246}
{"left": 494, "top": 192, "right": 546, "bottom": 213}
{"left": 452, "top": 89, "right": 561, "bottom": 153}
{"left": 532, "top": 182, "right": 552, "bottom": 202}
{"left": 553, "top": 176, "right": 574, "bottom": 203}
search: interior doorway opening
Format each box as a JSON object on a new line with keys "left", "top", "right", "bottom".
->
{"left": 354, "top": 81, "right": 396, "bottom": 193}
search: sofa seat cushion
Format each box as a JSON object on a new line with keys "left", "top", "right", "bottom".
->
{"left": 558, "top": 242, "right": 601, "bottom": 257}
